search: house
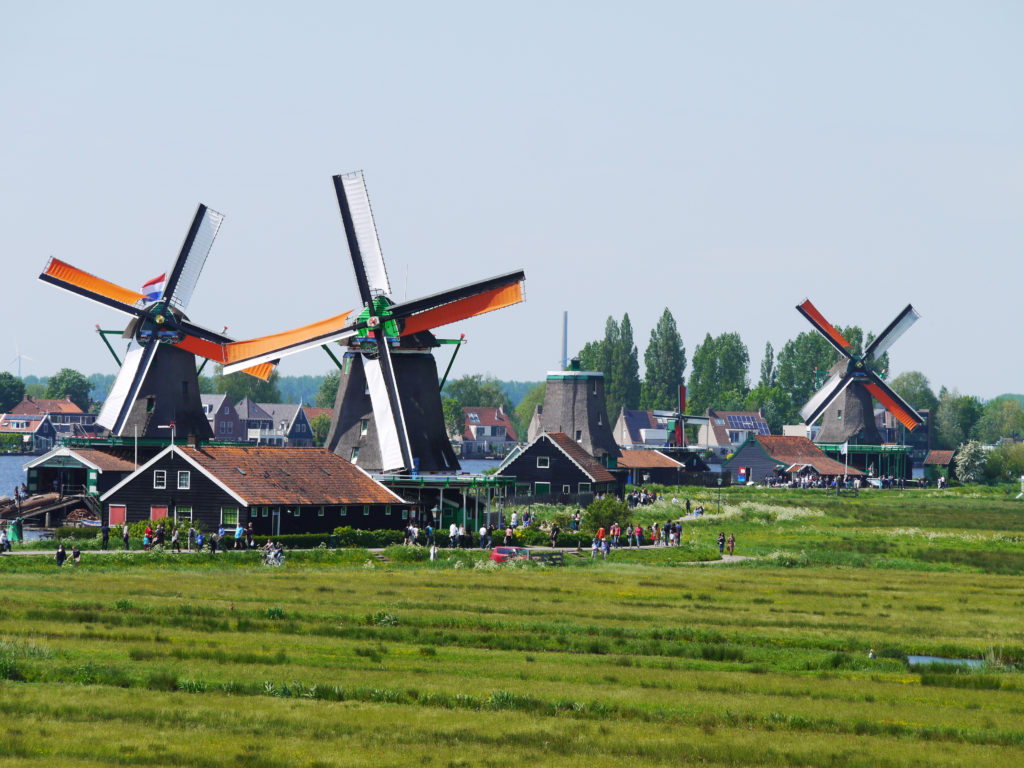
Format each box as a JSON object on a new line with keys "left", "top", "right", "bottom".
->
{"left": 723, "top": 434, "right": 862, "bottom": 484}
{"left": 8, "top": 395, "right": 96, "bottom": 439}
{"left": 923, "top": 449, "right": 956, "bottom": 484}
{"left": 24, "top": 446, "right": 136, "bottom": 496}
{"left": 497, "top": 431, "right": 619, "bottom": 500}
{"left": 258, "top": 403, "right": 315, "bottom": 447}
{"left": 697, "top": 409, "right": 771, "bottom": 457}
{"left": 100, "top": 444, "right": 411, "bottom": 535}
{"left": 614, "top": 409, "right": 670, "bottom": 447}
{"left": 233, "top": 397, "right": 276, "bottom": 443}
{"left": 460, "top": 405, "right": 518, "bottom": 458}
{"left": 201, "top": 394, "right": 245, "bottom": 442}
{"left": 616, "top": 448, "right": 688, "bottom": 485}
{"left": 0, "top": 413, "right": 57, "bottom": 453}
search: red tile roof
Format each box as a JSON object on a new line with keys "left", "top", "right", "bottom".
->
{"left": 0, "top": 414, "right": 48, "bottom": 433}
{"left": 923, "top": 450, "right": 955, "bottom": 466}
{"left": 545, "top": 432, "right": 616, "bottom": 483}
{"left": 179, "top": 445, "right": 406, "bottom": 506}
{"left": 73, "top": 449, "right": 137, "bottom": 472}
{"left": 303, "top": 407, "right": 333, "bottom": 423}
{"left": 616, "top": 449, "right": 683, "bottom": 469}
{"left": 10, "top": 396, "right": 85, "bottom": 416}
{"left": 753, "top": 435, "right": 862, "bottom": 476}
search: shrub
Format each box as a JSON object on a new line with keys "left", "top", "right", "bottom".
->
{"left": 581, "top": 497, "right": 630, "bottom": 536}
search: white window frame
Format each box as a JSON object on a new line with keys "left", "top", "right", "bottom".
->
{"left": 177, "top": 470, "right": 190, "bottom": 490}
{"left": 153, "top": 470, "right": 166, "bottom": 489}
{"left": 221, "top": 507, "right": 239, "bottom": 526}
{"left": 562, "top": 484, "right": 570, "bottom": 493}
{"left": 578, "top": 482, "right": 592, "bottom": 493}
{"left": 536, "top": 456, "right": 550, "bottom": 469}
{"left": 174, "top": 506, "right": 192, "bottom": 524}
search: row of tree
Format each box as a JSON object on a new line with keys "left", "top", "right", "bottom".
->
{"left": 573, "top": 310, "right": 1022, "bottom": 450}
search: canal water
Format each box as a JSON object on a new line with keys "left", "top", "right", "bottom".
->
{"left": 0, "top": 454, "right": 28, "bottom": 498}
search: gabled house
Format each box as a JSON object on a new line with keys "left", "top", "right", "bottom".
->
{"left": 460, "top": 405, "right": 518, "bottom": 458}
{"left": 697, "top": 409, "right": 771, "bottom": 457}
{"left": 614, "top": 409, "right": 670, "bottom": 447}
{"left": 497, "top": 431, "right": 619, "bottom": 500}
{"left": 100, "top": 444, "right": 411, "bottom": 535}
{"left": 234, "top": 397, "right": 276, "bottom": 443}
{"left": 24, "top": 446, "right": 136, "bottom": 496}
{"left": 923, "top": 449, "right": 956, "bottom": 484}
{"left": 723, "top": 434, "right": 862, "bottom": 484}
{"left": 9, "top": 395, "right": 96, "bottom": 439}
{"left": 0, "top": 413, "right": 57, "bottom": 453}
{"left": 201, "top": 394, "right": 245, "bottom": 442}
{"left": 258, "top": 403, "right": 315, "bottom": 447}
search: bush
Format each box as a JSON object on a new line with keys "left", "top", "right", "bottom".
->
{"left": 581, "top": 497, "right": 630, "bottom": 536}
{"left": 53, "top": 527, "right": 101, "bottom": 541}
{"left": 332, "top": 527, "right": 404, "bottom": 548}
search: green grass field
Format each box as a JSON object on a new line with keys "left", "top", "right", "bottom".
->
{"left": 2, "top": 486, "right": 1023, "bottom": 766}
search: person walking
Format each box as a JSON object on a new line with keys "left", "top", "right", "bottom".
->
{"left": 71, "top": 545, "right": 81, "bottom": 565}
{"left": 122, "top": 523, "right": 130, "bottom": 551}
{"left": 717, "top": 531, "right": 726, "bottom": 555}
{"left": 726, "top": 532, "right": 735, "bottom": 556}
{"left": 55, "top": 544, "right": 67, "bottom": 566}
{"left": 549, "top": 522, "right": 560, "bottom": 548}
{"left": 171, "top": 527, "right": 181, "bottom": 553}
{"left": 188, "top": 525, "right": 196, "bottom": 552}
{"left": 100, "top": 523, "right": 109, "bottom": 551}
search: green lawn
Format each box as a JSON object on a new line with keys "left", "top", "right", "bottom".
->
{"left": 2, "top": 487, "right": 1024, "bottom": 766}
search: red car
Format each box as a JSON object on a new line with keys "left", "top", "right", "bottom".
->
{"left": 489, "top": 546, "right": 531, "bottom": 563}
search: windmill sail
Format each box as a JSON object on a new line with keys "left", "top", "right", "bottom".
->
{"left": 96, "top": 341, "right": 159, "bottom": 433}
{"left": 335, "top": 172, "right": 391, "bottom": 302}
{"left": 163, "top": 205, "right": 224, "bottom": 311}
{"left": 364, "top": 356, "right": 411, "bottom": 472}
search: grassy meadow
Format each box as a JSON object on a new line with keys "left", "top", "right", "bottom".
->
{"left": 2, "top": 486, "right": 1024, "bottom": 766}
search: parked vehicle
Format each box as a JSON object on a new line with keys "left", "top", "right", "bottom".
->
{"left": 489, "top": 546, "right": 530, "bottom": 563}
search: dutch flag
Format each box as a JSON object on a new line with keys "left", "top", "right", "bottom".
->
{"left": 141, "top": 273, "right": 166, "bottom": 301}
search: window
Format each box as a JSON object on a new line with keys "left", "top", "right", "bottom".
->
{"left": 318, "top": 507, "right": 325, "bottom": 517}
{"left": 351, "top": 447, "right": 360, "bottom": 464}
{"left": 340, "top": 507, "right": 347, "bottom": 517}
{"left": 837, "top": 409, "right": 843, "bottom": 420}
{"left": 109, "top": 504, "right": 126, "bottom": 525}
{"left": 535, "top": 482, "right": 551, "bottom": 495}
{"left": 598, "top": 413, "right": 602, "bottom": 426}
{"left": 224, "top": 406, "right": 231, "bottom": 415}
{"left": 562, "top": 484, "right": 570, "bottom": 493}
{"left": 402, "top": 509, "right": 408, "bottom": 520}
{"left": 385, "top": 507, "right": 392, "bottom": 516}
{"left": 536, "top": 456, "right": 549, "bottom": 469}
{"left": 360, "top": 419, "right": 369, "bottom": 436}
{"left": 262, "top": 508, "right": 269, "bottom": 517}
{"left": 222, "top": 507, "right": 238, "bottom": 526}
{"left": 153, "top": 470, "right": 166, "bottom": 489}
{"left": 177, "top": 471, "right": 190, "bottom": 490}
{"left": 592, "top": 380, "right": 597, "bottom": 395}
{"left": 578, "top": 482, "right": 591, "bottom": 493}
{"left": 294, "top": 508, "right": 300, "bottom": 517}
{"left": 575, "top": 430, "right": 582, "bottom": 441}
{"left": 225, "top": 422, "right": 233, "bottom": 434}
{"left": 174, "top": 506, "right": 192, "bottom": 523}
{"left": 363, "top": 505, "right": 370, "bottom": 516}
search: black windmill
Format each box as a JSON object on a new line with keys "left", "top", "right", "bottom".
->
{"left": 796, "top": 299, "right": 924, "bottom": 444}
{"left": 222, "top": 171, "right": 526, "bottom": 473}
{"left": 40, "top": 206, "right": 275, "bottom": 440}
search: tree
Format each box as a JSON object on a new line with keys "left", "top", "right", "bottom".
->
{"left": 212, "top": 367, "right": 282, "bottom": 404}
{"left": 743, "top": 384, "right": 791, "bottom": 435}
{"left": 45, "top": 368, "right": 91, "bottom": 411}
{"left": 934, "top": 389, "right": 983, "bottom": 449}
{"left": 982, "top": 441, "right": 1024, "bottom": 483}
{"left": 758, "top": 342, "right": 776, "bottom": 389}
{"left": 954, "top": 440, "right": 986, "bottom": 484}
{"left": 641, "top": 308, "right": 686, "bottom": 410}
{"left": 889, "top": 371, "right": 939, "bottom": 414}
{"left": 316, "top": 370, "right": 341, "bottom": 409}
{"left": 512, "top": 382, "right": 546, "bottom": 442}
{"left": 687, "top": 332, "right": 750, "bottom": 415}
{"left": 580, "top": 495, "right": 630, "bottom": 536}
{"left": 0, "top": 372, "right": 26, "bottom": 411}
{"left": 577, "top": 314, "right": 640, "bottom": 422}
{"left": 973, "top": 397, "right": 1024, "bottom": 443}
{"left": 309, "top": 413, "right": 332, "bottom": 446}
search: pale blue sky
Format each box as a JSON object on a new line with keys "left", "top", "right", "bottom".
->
{"left": 1, "top": 1, "right": 1020, "bottom": 398}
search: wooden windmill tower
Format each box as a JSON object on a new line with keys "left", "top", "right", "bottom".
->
{"left": 222, "top": 172, "right": 526, "bottom": 473}
{"left": 796, "top": 299, "right": 924, "bottom": 444}
{"left": 40, "top": 206, "right": 274, "bottom": 440}
{"left": 528, "top": 358, "right": 621, "bottom": 465}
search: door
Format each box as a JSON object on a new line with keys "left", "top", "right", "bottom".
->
{"left": 109, "top": 505, "right": 126, "bottom": 525}
{"left": 271, "top": 507, "right": 281, "bottom": 536}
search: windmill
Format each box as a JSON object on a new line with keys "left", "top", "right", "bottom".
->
{"left": 796, "top": 299, "right": 924, "bottom": 444}
{"left": 39, "top": 205, "right": 274, "bottom": 439}
{"left": 222, "top": 171, "right": 525, "bottom": 473}
{"left": 8, "top": 339, "right": 33, "bottom": 379}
